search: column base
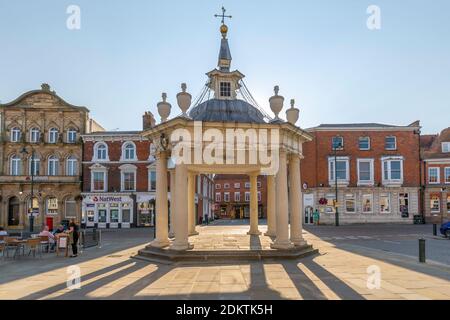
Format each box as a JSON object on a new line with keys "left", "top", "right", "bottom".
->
{"left": 170, "top": 242, "right": 193, "bottom": 251}
{"left": 189, "top": 231, "right": 199, "bottom": 236}
{"left": 264, "top": 231, "right": 276, "bottom": 237}
{"left": 271, "top": 239, "right": 294, "bottom": 250}
{"left": 291, "top": 237, "right": 307, "bottom": 247}
{"left": 247, "top": 230, "right": 262, "bottom": 236}
{"left": 150, "top": 239, "right": 170, "bottom": 248}
{"left": 168, "top": 232, "right": 175, "bottom": 239}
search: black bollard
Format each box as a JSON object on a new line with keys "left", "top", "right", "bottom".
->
{"left": 419, "top": 238, "right": 426, "bottom": 263}
{"left": 433, "top": 224, "right": 437, "bottom": 236}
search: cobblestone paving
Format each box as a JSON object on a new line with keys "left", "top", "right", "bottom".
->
{"left": 1, "top": 223, "right": 450, "bottom": 300}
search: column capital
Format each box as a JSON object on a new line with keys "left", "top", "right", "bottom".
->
{"left": 289, "top": 153, "right": 301, "bottom": 163}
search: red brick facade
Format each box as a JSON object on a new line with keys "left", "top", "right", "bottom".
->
{"left": 213, "top": 174, "right": 267, "bottom": 219}
{"left": 300, "top": 123, "right": 421, "bottom": 224}
{"left": 421, "top": 128, "right": 450, "bottom": 223}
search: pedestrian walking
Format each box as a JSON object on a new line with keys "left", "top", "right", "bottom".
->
{"left": 313, "top": 209, "right": 320, "bottom": 226}
{"left": 68, "top": 219, "right": 80, "bottom": 258}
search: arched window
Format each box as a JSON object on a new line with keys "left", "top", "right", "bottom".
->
{"left": 30, "top": 127, "right": 40, "bottom": 143}
{"left": 10, "top": 155, "right": 22, "bottom": 176}
{"left": 46, "top": 197, "right": 58, "bottom": 215}
{"left": 48, "top": 155, "right": 59, "bottom": 176}
{"left": 66, "top": 156, "right": 78, "bottom": 176}
{"left": 67, "top": 128, "right": 77, "bottom": 143}
{"left": 10, "top": 127, "right": 21, "bottom": 142}
{"left": 94, "top": 143, "right": 108, "bottom": 161}
{"left": 123, "top": 142, "right": 136, "bottom": 160}
{"left": 29, "top": 157, "right": 40, "bottom": 175}
{"left": 48, "top": 128, "right": 59, "bottom": 143}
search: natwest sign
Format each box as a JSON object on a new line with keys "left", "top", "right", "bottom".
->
{"left": 85, "top": 195, "right": 131, "bottom": 203}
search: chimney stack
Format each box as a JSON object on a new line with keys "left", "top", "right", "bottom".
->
{"left": 143, "top": 111, "right": 156, "bottom": 130}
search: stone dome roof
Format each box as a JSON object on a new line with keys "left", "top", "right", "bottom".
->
{"left": 189, "top": 99, "right": 266, "bottom": 123}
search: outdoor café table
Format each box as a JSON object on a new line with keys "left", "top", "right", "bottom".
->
{"left": 4, "top": 238, "right": 26, "bottom": 258}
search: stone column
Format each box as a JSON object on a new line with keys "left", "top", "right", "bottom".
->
{"left": 271, "top": 149, "right": 293, "bottom": 249}
{"left": 169, "top": 170, "right": 176, "bottom": 238}
{"left": 289, "top": 154, "right": 306, "bottom": 246}
{"left": 188, "top": 172, "right": 198, "bottom": 236}
{"left": 150, "top": 151, "right": 170, "bottom": 248}
{"left": 247, "top": 173, "right": 261, "bottom": 235}
{"left": 265, "top": 175, "right": 276, "bottom": 237}
{"left": 171, "top": 163, "right": 191, "bottom": 251}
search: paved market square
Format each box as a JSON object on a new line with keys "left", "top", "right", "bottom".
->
{"left": 1, "top": 221, "right": 450, "bottom": 300}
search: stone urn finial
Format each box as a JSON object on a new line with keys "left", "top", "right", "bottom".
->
{"left": 157, "top": 92, "right": 171, "bottom": 122}
{"left": 286, "top": 98, "right": 300, "bottom": 125}
{"left": 41, "top": 83, "right": 51, "bottom": 92}
{"left": 269, "top": 85, "right": 284, "bottom": 120}
{"left": 177, "top": 83, "right": 192, "bottom": 117}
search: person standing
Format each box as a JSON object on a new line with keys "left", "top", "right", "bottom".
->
{"left": 68, "top": 219, "right": 80, "bottom": 258}
{"left": 313, "top": 209, "right": 320, "bottom": 226}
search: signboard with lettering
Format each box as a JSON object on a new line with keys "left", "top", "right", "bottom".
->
{"left": 85, "top": 195, "right": 132, "bottom": 203}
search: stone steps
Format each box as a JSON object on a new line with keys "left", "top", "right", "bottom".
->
{"left": 134, "top": 245, "right": 318, "bottom": 265}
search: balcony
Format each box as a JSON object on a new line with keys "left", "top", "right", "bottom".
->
{"left": 0, "top": 175, "right": 81, "bottom": 184}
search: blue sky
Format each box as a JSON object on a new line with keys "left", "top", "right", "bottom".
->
{"left": 0, "top": 0, "right": 449, "bottom": 134}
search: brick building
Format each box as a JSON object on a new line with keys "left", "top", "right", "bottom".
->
{"left": 213, "top": 174, "right": 267, "bottom": 219}
{"left": 300, "top": 122, "right": 421, "bottom": 225}
{"left": 421, "top": 127, "right": 450, "bottom": 224}
{"left": 81, "top": 131, "right": 155, "bottom": 228}
{"left": 0, "top": 84, "right": 103, "bottom": 231}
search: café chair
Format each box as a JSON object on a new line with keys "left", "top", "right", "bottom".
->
{"left": 27, "top": 238, "right": 42, "bottom": 258}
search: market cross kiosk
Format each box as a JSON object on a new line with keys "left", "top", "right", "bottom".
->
{"left": 81, "top": 194, "right": 134, "bottom": 229}
{"left": 137, "top": 8, "right": 316, "bottom": 261}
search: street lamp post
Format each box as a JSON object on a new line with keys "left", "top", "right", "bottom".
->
{"left": 333, "top": 142, "right": 342, "bottom": 227}
{"left": 21, "top": 147, "right": 36, "bottom": 233}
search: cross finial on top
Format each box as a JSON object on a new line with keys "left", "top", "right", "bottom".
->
{"left": 214, "top": 6, "right": 232, "bottom": 25}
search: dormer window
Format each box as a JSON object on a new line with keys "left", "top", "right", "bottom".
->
{"left": 442, "top": 142, "right": 450, "bottom": 153}
{"left": 220, "top": 82, "right": 231, "bottom": 97}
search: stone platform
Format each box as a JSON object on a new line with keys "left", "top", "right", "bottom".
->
{"left": 135, "top": 224, "right": 318, "bottom": 264}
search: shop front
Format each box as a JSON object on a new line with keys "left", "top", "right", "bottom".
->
{"left": 82, "top": 194, "right": 134, "bottom": 229}
{"left": 136, "top": 193, "right": 156, "bottom": 227}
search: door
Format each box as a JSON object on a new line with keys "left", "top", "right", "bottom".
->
{"left": 8, "top": 197, "right": 20, "bottom": 226}
{"left": 399, "top": 193, "right": 409, "bottom": 218}
{"left": 98, "top": 209, "right": 107, "bottom": 229}
{"left": 46, "top": 217, "right": 54, "bottom": 231}
{"left": 304, "top": 207, "right": 314, "bottom": 225}
{"left": 109, "top": 209, "right": 119, "bottom": 229}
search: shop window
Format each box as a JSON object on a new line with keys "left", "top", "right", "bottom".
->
{"left": 345, "top": 194, "right": 356, "bottom": 213}
{"left": 65, "top": 198, "right": 76, "bottom": 218}
{"left": 380, "top": 193, "right": 391, "bottom": 213}
{"left": 431, "top": 195, "right": 440, "bottom": 213}
{"left": 122, "top": 203, "right": 131, "bottom": 223}
{"left": 325, "top": 194, "right": 336, "bottom": 213}
{"left": 362, "top": 194, "right": 373, "bottom": 213}
{"left": 110, "top": 205, "right": 119, "bottom": 223}
{"left": 46, "top": 197, "right": 58, "bottom": 215}
{"left": 98, "top": 205, "right": 107, "bottom": 223}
